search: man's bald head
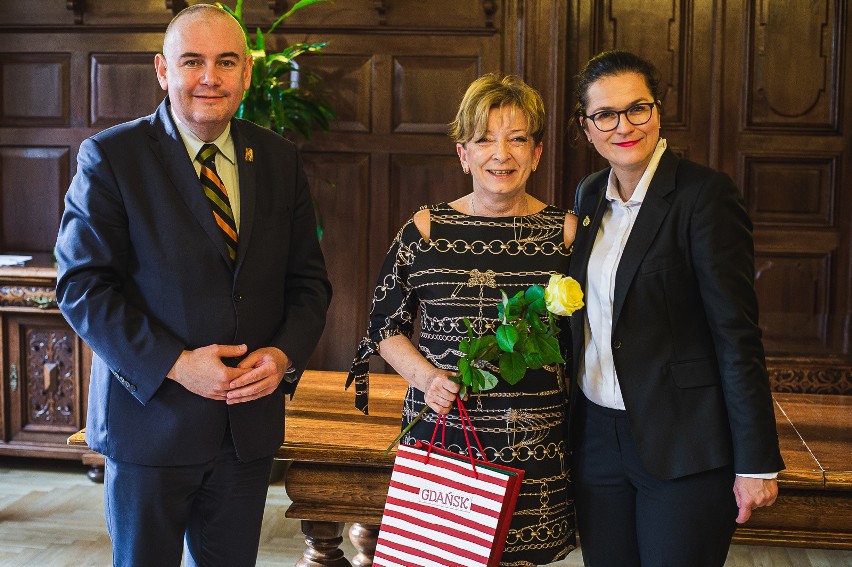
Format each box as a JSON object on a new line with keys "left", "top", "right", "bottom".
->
{"left": 163, "top": 4, "right": 249, "bottom": 58}
{"left": 155, "top": 2, "right": 253, "bottom": 141}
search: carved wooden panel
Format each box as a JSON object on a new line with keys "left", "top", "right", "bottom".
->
{"left": 0, "top": 54, "right": 70, "bottom": 127}
{"left": 768, "top": 360, "right": 852, "bottom": 395}
{"left": 25, "top": 325, "right": 77, "bottom": 428}
{"left": 90, "top": 53, "right": 165, "bottom": 127}
{"left": 755, "top": 253, "right": 832, "bottom": 352}
{"left": 568, "top": 0, "right": 716, "bottom": 179}
{"left": 6, "top": 314, "right": 81, "bottom": 437}
{"left": 0, "top": 284, "right": 56, "bottom": 310}
{"left": 744, "top": 155, "right": 836, "bottom": 226}
{"left": 392, "top": 56, "right": 480, "bottom": 134}
{"left": 602, "top": 0, "right": 687, "bottom": 127}
{"left": 747, "top": 0, "right": 840, "bottom": 130}
{"left": 302, "top": 151, "right": 372, "bottom": 371}
{"left": 0, "top": 146, "right": 69, "bottom": 254}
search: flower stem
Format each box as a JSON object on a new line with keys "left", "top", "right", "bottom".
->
{"left": 385, "top": 404, "right": 429, "bottom": 454}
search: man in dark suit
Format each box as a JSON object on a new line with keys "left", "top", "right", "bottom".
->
{"left": 566, "top": 50, "right": 783, "bottom": 566}
{"left": 54, "top": 4, "right": 331, "bottom": 565}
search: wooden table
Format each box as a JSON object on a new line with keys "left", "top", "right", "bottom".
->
{"left": 280, "top": 374, "right": 852, "bottom": 565}
{"left": 71, "top": 372, "right": 852, "bottom": 563}
{"left": 277, "top": 370, "right": 405, "bottom": 566}
{"left": 732, "top": 392, "right": 852, "bottom": 549}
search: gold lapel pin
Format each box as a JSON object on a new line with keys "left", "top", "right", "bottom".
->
{"left": 245, "top": 148, "right": 254, "bottom": 162}
{"left": 582, "top": 215, "right": 590, "bottom": 227}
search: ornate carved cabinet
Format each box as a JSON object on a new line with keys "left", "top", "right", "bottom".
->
{"left": 0, "top": 258, "right": 91, "bottom": 460}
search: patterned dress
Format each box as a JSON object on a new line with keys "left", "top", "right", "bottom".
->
{"left": 348, "top": 202, "right": 576, "bottom": 566}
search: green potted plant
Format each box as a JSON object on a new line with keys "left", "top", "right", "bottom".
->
{"left": 216, "top": 0, "right": 335, "bottom": 139}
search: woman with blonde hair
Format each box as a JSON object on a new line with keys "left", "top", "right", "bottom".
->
{"left": 349, "top": 74, "right": 577, "bottom": 565}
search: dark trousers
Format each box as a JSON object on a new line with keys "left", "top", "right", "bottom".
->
{"left": 572, "top": 394, "right": 737, "bottom": 567}
{"left": 104, "top": 429, "right": 274, "bottom": 567}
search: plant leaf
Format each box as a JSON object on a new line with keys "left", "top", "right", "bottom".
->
{"left": 536, "top": 335, "right": 565, "bottom": 365}
{"left": 499, "top": 352, "right": 527, "bottom": 384}
{"left": 267, "top": 0, "right": 330, "bottom": 35}
{"left": 457, "top": 356, "right": 471, "bottom": 378}
{"left": 527, "top": 314, "right": 547, "bottom": 333}
{"left": 496, "top": 324, "right": 518, "bottom": 352}
{"left": 478, "top": 369, "right": 499, "bottom": 391}
{"left": 524, "top": 285, "right": 545, "bottom": 304}
{"left": 464, "top": 317, "right": 474, "bottom": 339}
{"left": 523, "top": 351, "right": 545, "bottom": 369}
{"left": 458, "top": 338, "right": 469, "bottom": 354}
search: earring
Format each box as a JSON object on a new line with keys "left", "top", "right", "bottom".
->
{"left": 462, "top": 166, "right": 470, "bottom": 174}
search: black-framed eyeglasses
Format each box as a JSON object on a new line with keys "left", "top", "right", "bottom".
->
{"left": 583, "top": 102, "right": 657, "bottom": 132}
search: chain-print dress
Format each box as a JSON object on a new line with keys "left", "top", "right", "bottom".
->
{"left": 348, "top": 202, "right": 576, "bottom": 566}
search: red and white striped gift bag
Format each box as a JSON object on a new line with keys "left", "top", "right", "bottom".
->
{"left": 373, "top": 440, "right": 524, "bottom": 567}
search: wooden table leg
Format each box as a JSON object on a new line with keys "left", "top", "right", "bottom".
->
{"left": 349, "top": 523, "right": 379, "bottom": 566}
{"left": 295, "top": 520, "right": 352, "bottom": 567}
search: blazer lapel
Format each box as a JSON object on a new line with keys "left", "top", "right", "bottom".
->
{"left": 230, "top": 122, "right": 257, "bottom": 272}
{"left": 149, "top": 98, "right": 234, "bottom": 267}
{"left": 611, "top": 149, "right": 678, "bottom": 326}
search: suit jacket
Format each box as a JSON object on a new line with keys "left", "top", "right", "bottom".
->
{"left": 55, "top": 98, "right": 332, "bottom": 466}
{"left": 568, "top": 148, "right": 784, "bottom": 480}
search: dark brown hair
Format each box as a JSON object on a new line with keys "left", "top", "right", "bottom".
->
{"left": 568, "top": 50, "right": 662, "bottom": 143}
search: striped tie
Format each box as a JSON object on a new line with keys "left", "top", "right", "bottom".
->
{"left": 197, "top": 144, "right": 237, "bottom": 262}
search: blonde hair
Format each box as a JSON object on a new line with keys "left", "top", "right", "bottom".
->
{"left": 449, "top": 74, "right": 546, "bottom": 144}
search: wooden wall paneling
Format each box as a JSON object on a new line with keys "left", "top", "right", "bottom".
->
{"left": 0, "top": 1, "right": 77, "bottom": 26}
{"left": 0, "top": 53, "right": 70, "bottom": 128}
{"left": 0, "top": 147, "right": 70, "bottom": 254}
{"left": 1, "top": 0, "right": 844, "bottom": 384}
{"left": 562, "top": 0, "right": 716, "bottom": 198}
{"left": 90, "top": 53, "right": 166, "bottom": 127}
{"left": 301, "top": 151, "right": 372, "bottom": 372}
{"left": 722, "top": 0, "right": 850, "bottom": 365}
{"left": 754, "top": 252, "right": 833, "bottom": 352}
{"left": 391, "top": 56, "right": 480, "bottom": 134}
{"left": 66, "top": 0, "right": 173, "bottom": 26}
{"left": 843, "top": 4, "right": 852, "bottom": 368}
{"left": 299, "top": 54, "right": 373, "bottom": 134}
{"left": 276, "top": 0, "right": 498, "bottom": 29}
{"left": 390, "top": 154, "right": 469, "bottom": 228}
{"left": 0, "top": 30, "right": 164, "bottom": 255}
{"left": 744, "top": 155, "right": 835, "bottom": 226}
{"left": 511, "top": 0, "right": 571, "bottom": 209}
{"left": 747, "top": 0, "right": 839, "bottom": 131}
{"left": 292, "top": 21, "right": 505, "bottom": 370}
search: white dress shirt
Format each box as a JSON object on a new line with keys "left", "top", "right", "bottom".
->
{"left": 579, "top": 137, "right": 667, "bottom": 410}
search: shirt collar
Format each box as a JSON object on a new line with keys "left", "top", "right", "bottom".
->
{"left": 169, "top": 106, "right": 236, "bottom": 166}
{"left": 605, "top": 137, "right": 668, "bottom": 205}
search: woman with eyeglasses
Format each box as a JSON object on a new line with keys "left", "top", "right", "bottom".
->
{"left": 565, "top": 50, "right": 784, "bottom": 567}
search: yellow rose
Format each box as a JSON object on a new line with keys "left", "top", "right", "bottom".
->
{"left": 544, "top": 274, "right": 584, "bottom": 316}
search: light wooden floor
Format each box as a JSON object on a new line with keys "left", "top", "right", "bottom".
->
{"left": 1, "top": 458, "right": 850, "bottom": 567}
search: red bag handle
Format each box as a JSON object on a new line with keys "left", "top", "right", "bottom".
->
{"left": 425, "top": 397, "right": 488, "bottom": 477}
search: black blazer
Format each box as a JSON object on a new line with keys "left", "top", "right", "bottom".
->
{"left": 56, "top": 98, "right": 332, "bottom": 466}
{"left": 568, "top": 148, "right": 784, "bottom": 480}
